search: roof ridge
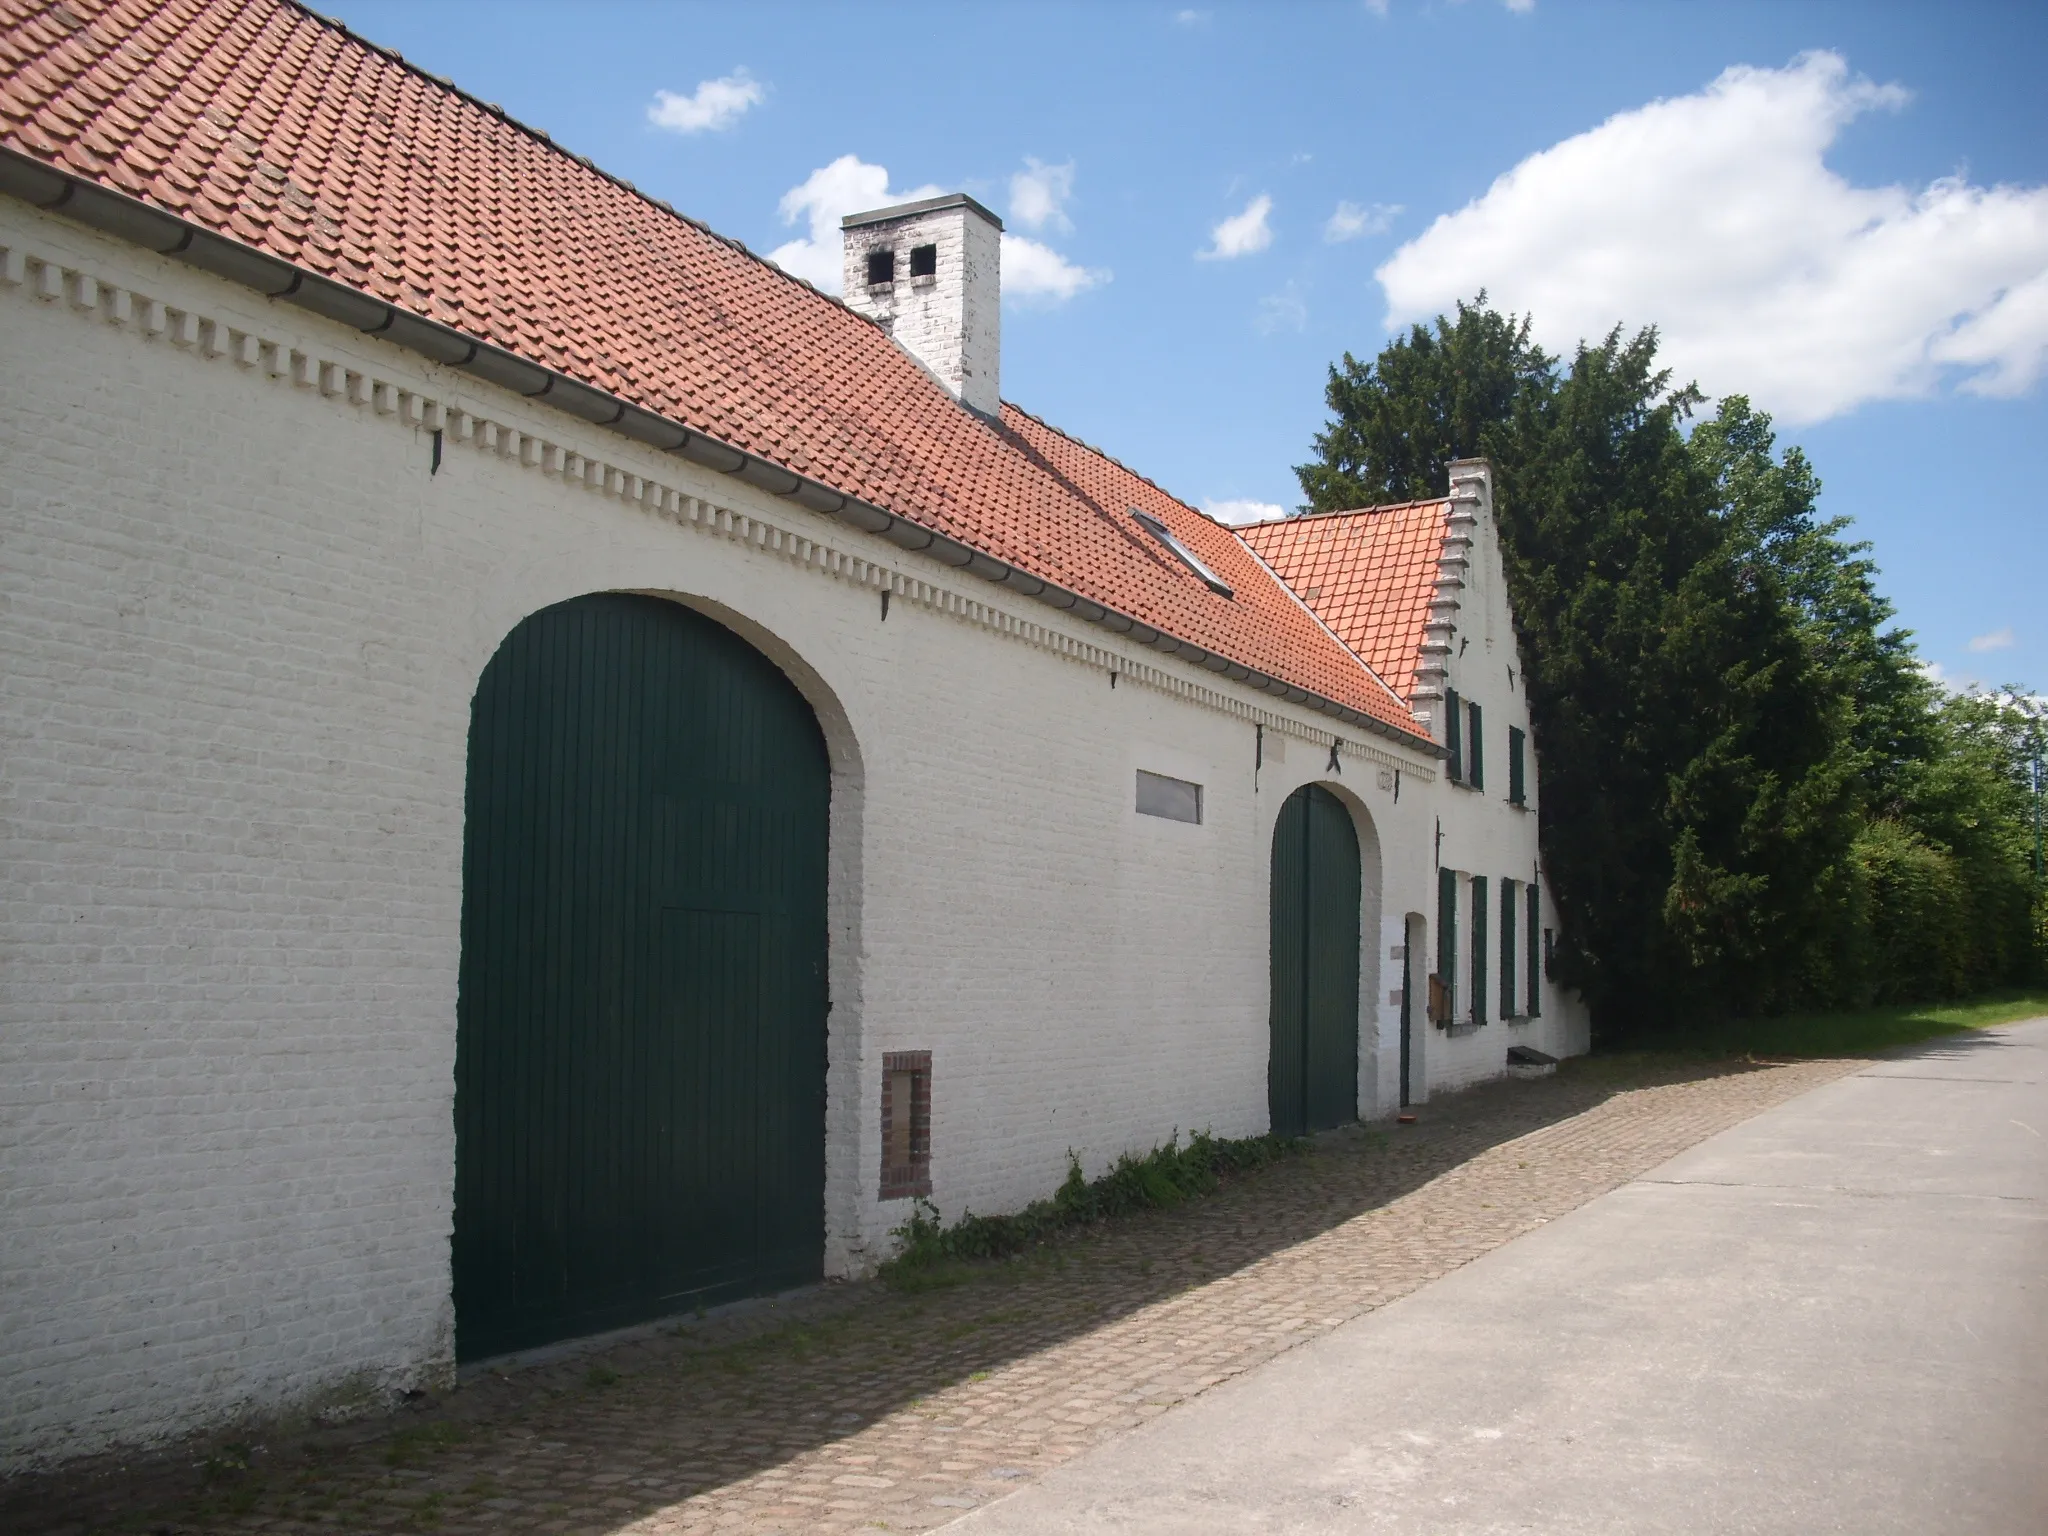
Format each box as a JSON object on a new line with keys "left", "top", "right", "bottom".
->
{"left": 1244, "top": 497, "right": 1449, "bottom": 528}
{"left": 1006, "top": 402, "right": 1421, "bottom": 728}
{"left": 279, "top": 0, "right": 888, "bottom": 334}
{"left": 1000, "top": 400, "right": 1219, "bottom": 527}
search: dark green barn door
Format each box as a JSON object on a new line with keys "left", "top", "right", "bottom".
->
{"left": 1268, "top": 784, "right": 1362, "bottom": 1138}
{"left": 454, "top": 593, "right": 829, "bottom": 1362}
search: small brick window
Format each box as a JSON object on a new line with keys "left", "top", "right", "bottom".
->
{"left": 866, "top": 248, "right": 896, "bottom": 287}
{"left": 909, "top": 243, "right": 938, "bottom": 278}
{"left": 880, "top": 1051, "right": 932, "bottom": 1200}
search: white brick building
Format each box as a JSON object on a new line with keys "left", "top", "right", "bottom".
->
{"left": 0, "top": 0, "right": 1584, "bottom": 1469}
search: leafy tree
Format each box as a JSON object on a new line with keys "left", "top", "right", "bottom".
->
{"left": 1296, "top": 305, "right": 1872, "bottom": 1036}
{"left": 1494, "top": 333, "right": 1857, "bottom": 1028}
{"left": 1912, "top": 689, "right": 2046, "bottom": 984}
{"left": 1689, "top": 397, "right": 1937, "bottom": 810}
{"left": 1294, "top": 297, "right": 1550, "bottom": 510}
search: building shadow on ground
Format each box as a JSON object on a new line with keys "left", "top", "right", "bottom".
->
{"left": 4, "top": 1054, "right": 1796, "bottom": 1536}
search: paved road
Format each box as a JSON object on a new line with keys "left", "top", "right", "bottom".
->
{"left": 8, "top": 1054, "right": 1865, "bottom": 1535}
{"left": 950, "top": 1020, "right": 2048, "bottom": 1535}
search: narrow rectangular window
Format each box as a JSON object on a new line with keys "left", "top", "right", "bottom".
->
{"left": 1135, "top": 769, "right": 1202, "bottom": 823}
{"left": 1527, "top": 885, "right": 1542, "bottom": 1017}
{"left": 1500, "top": 878, "right": 1518, "bottom": 1018}
{"left": 1436, "top": 865, "right": 1457, "bottom": 1024}
{"left": 1471, "top": 875, "right": 1489, "bottom": 1026}
{"left": 879, "top": 1051, "right": 931, "bottom": 1200}
{"left": 1467, "top": 700, "right": 1484, "bottom": 791}
{"left": 1508, "top": 726, "right": 1526, "bottom": 806}
{"left": 1444, "top": 688, "right": 1463, "bottom": 783}
{"left": 909, "top": 242, "right": 938, "bottom": 277}
{"left": 865, "top": 248, "right": 896, "bottom": 286}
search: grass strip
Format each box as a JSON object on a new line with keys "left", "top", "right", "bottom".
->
{"left": 1622, "top": 988, "right": 2048, "bottom": 1060}
{"left": 881, "top": 1130, "right": 1302, "bottom": 1287}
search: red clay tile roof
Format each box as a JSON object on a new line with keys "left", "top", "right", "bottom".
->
{"left": 0, "top": 0, "right": 1428, "bottom": 742}
{"left": 1001, "top": 406, "right": 1416, "bottom": 718}
{"left": 1237, "top": 501, "right": 1450, "bottom": 702}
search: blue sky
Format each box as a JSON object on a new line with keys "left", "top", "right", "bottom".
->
{"left": 321, "top": 0, "right": 2047, "bottom": 694}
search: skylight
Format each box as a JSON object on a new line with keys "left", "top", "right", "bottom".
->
{"left": 1130, "top": 508, "right": 1234, "bottom": 598}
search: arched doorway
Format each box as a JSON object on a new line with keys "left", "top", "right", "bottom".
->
{"left": 1268, "top": 784, "right": 1362, "bottom": 1138}
{"left": 453, "top": 593, "right": 830, "bottom": 1361}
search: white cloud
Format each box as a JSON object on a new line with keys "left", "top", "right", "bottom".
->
{"left": 1009, "top": 157, "right": 1076, "bottom": 233}
{"left": 1921, "top": 660, "right": 1994, "bottom": 696}
{"left": 1256, "top": 283, "right": 1308, "bottom": 334}
{"left": 1363, "top": 0, "right": 1389, "bottom": 17}
{"left": 1200, "top": 193, "right": 1274, "bottom": 260}
{"left": 1969, "top": 627, "right": 2016, "bottom": 653}
{"left": 1174, "top": 8, "right": 1209, "bottom": 24}
{"left": 1205, "top": 498, "right": 1286, "bottom": 524}
{"left": 1376, "top": 51, "right": 2048, "bottom": 424}
{"left": 767, "top": 155, "right": 941, "bottom": 292}
{"left": 647, "top": 70, "right": 764, "bottom": 134}
{"left": 1002, "top": 233, "right": 1109, "bottom": 305}
{"left": 770, "top": 156, "right": 1104, "bottom": 305}
{"left": 1503, "top": 0, "right": 1535, "bottom": 13}
{"left": 1325, "top": 200, "right": 1401, "bottom": 242}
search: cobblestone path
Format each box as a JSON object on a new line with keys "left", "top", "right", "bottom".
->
{"left": 13, "top": 1054, "right": 1861, "bottom": 1536}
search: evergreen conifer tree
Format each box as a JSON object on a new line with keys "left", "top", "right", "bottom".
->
{"left": 1296, "top": 304, "right": 1859, "bottom": 1034}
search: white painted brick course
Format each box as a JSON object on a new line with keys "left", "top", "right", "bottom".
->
{"left": 0, "top": 200, "right": 1557, "bottom": 1470}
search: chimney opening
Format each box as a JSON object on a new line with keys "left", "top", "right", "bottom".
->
{"left": 865, "top": 248, "right": 896, "bottom": 287}
{"left": 908, "top": 243, "right": 938, "bottom": 279}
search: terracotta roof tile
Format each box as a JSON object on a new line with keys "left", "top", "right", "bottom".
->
{"left": 0, "top": 0, "right": 1427, "bottom": 740}
{"left": 1238, "top": 501, "right": 1451, "bottom": 702}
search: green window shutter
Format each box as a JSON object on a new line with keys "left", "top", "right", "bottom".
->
{"left": 1500, "top": 877, "right": 1517, "bottom": 1018}
{"left": 1527, "top": 883, "right": 1542, "bottom": 1017}
{"left": 1444, "top": 688, "right": 1463, "bottom": 783}
{"left": 1467, "top": 701, "right": 1484, "bottom": 791}
{"left": 1437, "top": 865, "right": 1457, "bottom": 1020}
{"left": 1508, "top": 727, "right": 1526, "bottom": 806}
{"left": 1471, "top": 875, "right": 1488, "bottom": 1026}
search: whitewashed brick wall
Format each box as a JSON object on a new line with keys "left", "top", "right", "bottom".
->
{"left": 1416, "top": 464, "right": 1594, "bottom": 1096}
{"left": 0, "top": 200, "right": 1461, "bottom": 1469}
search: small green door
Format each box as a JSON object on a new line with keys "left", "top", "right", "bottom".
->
{"left": 1268, "top": 784, "right": 1362, "bottom": 1138}
{"left": 454, "top": 594, "right": 829, "bottom": 1361}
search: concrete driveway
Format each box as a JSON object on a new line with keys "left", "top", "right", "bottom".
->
{"left": 948, "top": 1019, "right": 2048, "bottom": 1535}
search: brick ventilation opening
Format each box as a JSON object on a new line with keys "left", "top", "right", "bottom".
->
{"left": 909, "top": 243, "right": 938, "bottom": 278}
{"left": 866, "top": 248, "right": 896, "bottom": 287}
{"left": 880, "top": 1051, "right": 932, "bottom": 1200}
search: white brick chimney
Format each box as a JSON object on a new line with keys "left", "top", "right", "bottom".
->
{"left": 841, "top": 193, "right": 1002, "bottom": 418}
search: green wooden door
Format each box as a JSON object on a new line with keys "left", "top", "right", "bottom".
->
{"left": 1268, "top": 784, "right": 1362, "bottom": 1138}
{"left": 454, "top": 593, "right": 829, "bottom": 1361}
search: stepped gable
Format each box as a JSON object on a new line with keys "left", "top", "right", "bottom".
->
{"left": 1237, "top": 500, "right": 1452, "bottom": 702}
{"left": 0, "top": 0, "right": 1428, "bottom": 742}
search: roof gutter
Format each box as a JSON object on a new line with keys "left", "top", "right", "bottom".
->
{"left": 0, "top": 146, "right": 1439, "bottom": 757}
